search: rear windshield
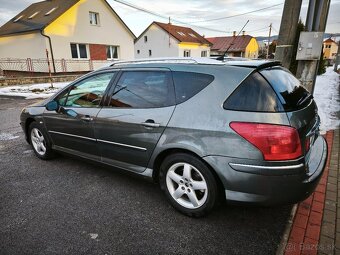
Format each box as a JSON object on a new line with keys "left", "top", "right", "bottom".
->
{"left": 260, "top": 67, "right": 312, "bottom": 111}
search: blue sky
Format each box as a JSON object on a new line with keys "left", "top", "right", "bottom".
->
{"left": 0, "top": 0, "right": 339, "bottom": 37}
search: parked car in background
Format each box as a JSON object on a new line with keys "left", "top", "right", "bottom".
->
{"left": 20, "top": 58, "right": 328, "bottom": 217}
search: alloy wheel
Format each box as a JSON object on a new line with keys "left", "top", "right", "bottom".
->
{"left": 166, "top": 162, "right": 208, "bottom": 209}
{"left": 31, "top": 128, "right": 46, "bottom": 156}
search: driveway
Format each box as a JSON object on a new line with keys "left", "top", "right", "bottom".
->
{"left": 0, "top": 96, "right": 292, "bottom": 255}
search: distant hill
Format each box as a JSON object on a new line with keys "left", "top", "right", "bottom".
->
{"left": 256, "top": 33, "right": 340, "bottom": 42}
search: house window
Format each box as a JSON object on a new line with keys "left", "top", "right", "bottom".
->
{"left": 89, "top": 12, "right": 99, "bottom": 26}
{"left": 107, "top": 46, "right": 119, "bottom": 59}
{"left": 28, "top": 12, "right": 40, "bottom": 19}
{"left": 149, "top": 50, "right": 152, "bottom": 57}
{"left": 137, "top": 50, "right": 140, "bottom": 54}
{"left": 144, "top": 36, "right": 148, "bottom": 43}
{"left": 13, "top": 15, "right": 24, "bottom": 22}
{"left": 184, "top": 50, "right": 191, "bottom": 57}
{"left": 45, "top": 7, "right": 57, "bottom": 16}
{"left": 201, "top": 51, "right": 207, "bottom": 57}
{"left": 70, "top": 43, "right": 88, "bottom": 59}
{"left": 188, "top": 33, "right": 197, "bottom": 38}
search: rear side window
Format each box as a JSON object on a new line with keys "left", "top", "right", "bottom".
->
{"left": 260, "top": 67, "right": 311, "bottom": 111}
{"left": 172, "top": 71, "right": 214, "bottom": 104}
{"left": 224, "top": 72, "right": 283, "bottom": 112}
{"left": 108, "top": 71, "right": 174, "bottom": 108}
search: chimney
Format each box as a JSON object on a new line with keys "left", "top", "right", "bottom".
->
{"left": 233, "top": 31, "right": 236, "bottom": 37}
{"left": 242, "top": 31, "right": 245, "bottom": 36}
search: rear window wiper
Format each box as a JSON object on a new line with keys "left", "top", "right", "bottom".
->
{"left": 297, "top": 93, "right": 313, "bottom": 106}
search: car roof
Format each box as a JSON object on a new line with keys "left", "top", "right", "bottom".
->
{"left": 98, "top": 58, "right": 281, "bottom": 72}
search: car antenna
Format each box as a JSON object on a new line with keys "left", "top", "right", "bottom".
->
{"left": 216, "top": 20, "right": 249, "bottom": 61}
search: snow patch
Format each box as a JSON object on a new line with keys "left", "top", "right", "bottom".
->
{"left": 0, "top": 133, "right": 19, "bottom": 141}
{"left": 89, "top": 233, "right": 98, "bottom": 239}
{"left": 0, "top": 82, "right": 69, "bottom": 99}
{"left": 314, "top": 67, "right": 340, "bottom": 134}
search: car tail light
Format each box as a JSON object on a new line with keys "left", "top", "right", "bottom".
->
{"left": 230, "top": 122, "right": 302, "bottom": 161}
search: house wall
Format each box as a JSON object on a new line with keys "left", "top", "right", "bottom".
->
{"left": 178, "top": 43, "right": 210, "bottom": 58}
{"left": 323, "top": 42, "right": 338, "bottom": 59}
{"left": 0, "top": 32, "right": 47, "bottom": 59}
{"left": 245, "top": 38, "right": 259, "bottom": 59}
{"left": 44, "top": 0, "right": 134, "bottom": 60}
{"left": 134, "top": 24, "right": 179, "bottom": 58}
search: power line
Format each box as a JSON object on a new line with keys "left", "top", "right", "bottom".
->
{"left": 190, "top": 3, "right": 284, "bottom": 23}
{"left": 113, "top": 0, "right": 230, "bottom": 34}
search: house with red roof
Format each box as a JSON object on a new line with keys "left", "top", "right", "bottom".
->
{"left": 207, "top": 32, "right": 259, "bottom": 59}
{"left": 134, "top": 22, "right": 212, "bottom": 58}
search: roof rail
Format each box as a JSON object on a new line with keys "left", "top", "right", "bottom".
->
{"left": 109, "top": 57, "right": 223, "bottom": 66}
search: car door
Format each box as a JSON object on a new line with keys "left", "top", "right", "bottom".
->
{"left": 43, "top": 71, "right": 116, "bottom": 159}
{"left": 94, "top": 68, "right": 176, "bottom": 173}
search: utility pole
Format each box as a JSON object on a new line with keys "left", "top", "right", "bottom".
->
{"left": 296, "top": 0, "right": 331, "bottom": 94}
{"left": 266, "top": 23, "right": 272, "bottom": 59}
{"left": 275, "top": 0, "right": 303, "bottom": 68}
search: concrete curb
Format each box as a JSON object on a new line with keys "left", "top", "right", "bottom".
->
{"left": 276, "top": 204, "right": 298, "bottom": 255}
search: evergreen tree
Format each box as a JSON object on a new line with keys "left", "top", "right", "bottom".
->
{"left": 290, "top": 20, "right": 305, "bottom": 75}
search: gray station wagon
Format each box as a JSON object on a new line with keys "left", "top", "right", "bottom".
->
{"left": 20, "top": 58, "right": 328, "bottom": 217}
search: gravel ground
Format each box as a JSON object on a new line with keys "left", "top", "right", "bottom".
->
{"left": 0, "top": 96, "right": 292, "bottom": 255}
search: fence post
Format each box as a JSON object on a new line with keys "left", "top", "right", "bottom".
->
{"left": 46, "top": 49, "right": 53, "bottom": 88}
{"left": 62, "top": 58, "right": 66, "bottom": 72}
{"left": 89, "top": 59, "right": 94, "bottom": 71}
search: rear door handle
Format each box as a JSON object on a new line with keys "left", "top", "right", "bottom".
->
{"left": 141, "top": 120, "right": 160, "bottom": 128}
{"left": 81, "top": 115, "right": 93, "bottom": 122}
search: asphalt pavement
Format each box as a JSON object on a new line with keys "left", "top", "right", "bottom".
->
{"left": 0, "top": 96, "right": 292, "bottom": 255}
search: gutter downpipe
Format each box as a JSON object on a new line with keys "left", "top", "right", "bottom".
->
{"left": 40, "top": 29, "right": 56, "bottom": 73}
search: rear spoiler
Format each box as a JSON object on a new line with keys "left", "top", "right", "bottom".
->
{"left": 225, "top": 60, "right": 282, "bottom": 70}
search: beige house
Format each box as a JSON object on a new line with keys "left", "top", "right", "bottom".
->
{"left": 323, "top": 38, "right": 338, "bottom": 61}
{"left": 0, "top": 0, "right": 135, "bottom": 72}
{"left": 134, "top": 22, "right": 212, "bottom": 59}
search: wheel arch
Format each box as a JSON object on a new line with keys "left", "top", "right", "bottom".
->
{"left": 25, "top": 117, "right": 36, "bottom": 143}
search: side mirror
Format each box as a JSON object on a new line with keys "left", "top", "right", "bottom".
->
{"left": 46, "top": 101, "right": 59, "bottom": 111}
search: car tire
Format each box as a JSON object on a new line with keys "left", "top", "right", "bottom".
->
{"left": 29, "top": 122, "right": 55, "bottom": 160}
{"left": 159, "top": 153, "right": 219, "bottom": 217}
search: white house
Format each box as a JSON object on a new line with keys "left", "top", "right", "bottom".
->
{"left": 134, "top": 22, "right": 212, "bottom": 59}
{"left": 0, "top": 0, "right": 135, "bottom": 73}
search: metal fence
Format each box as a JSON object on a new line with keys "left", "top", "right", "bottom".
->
{"left": 0, "top": 58, "right": 111, "bottom": 74}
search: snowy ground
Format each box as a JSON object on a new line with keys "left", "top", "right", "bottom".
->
{"left": 0, "top": 82, "right": 69, "bottom": 99}
{"left": 314, "top": 67, "right": 340, "bottom": 133}
{"left": 0, "top": 67, "right": 339, "bottom": 132}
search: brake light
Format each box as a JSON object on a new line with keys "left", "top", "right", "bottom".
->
{"left": 230, "top": 122, "right": 302, "bottom": 161}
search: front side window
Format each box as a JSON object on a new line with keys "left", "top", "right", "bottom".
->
{"left": 107, "top": 46, "right": 119, "bottom": 59}
{"left": 108, "top": 71, "right": 174, "bottom": 108}
{"left": 70, "top": 43, "right": 88, "bottom": 59}
{"left": 89, "top": 12, "right": 99, "bottom": 25}
{"left": 57, "top": 72, "right": 115, "bottom": 108}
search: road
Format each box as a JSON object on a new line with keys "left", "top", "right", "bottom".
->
{"left": 0, "top": 96, "right": 292, "bottom": 255}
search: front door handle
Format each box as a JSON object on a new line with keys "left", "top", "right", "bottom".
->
{"left": 141, "top": 119, "right": 160, "bottom": 128}
{"left": 81, "top": 115, "right": 93, "bottom": 122}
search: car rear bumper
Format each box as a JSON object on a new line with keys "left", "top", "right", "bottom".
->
{"left": 203, "top": 135, "right": 328, "bottom": 205}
